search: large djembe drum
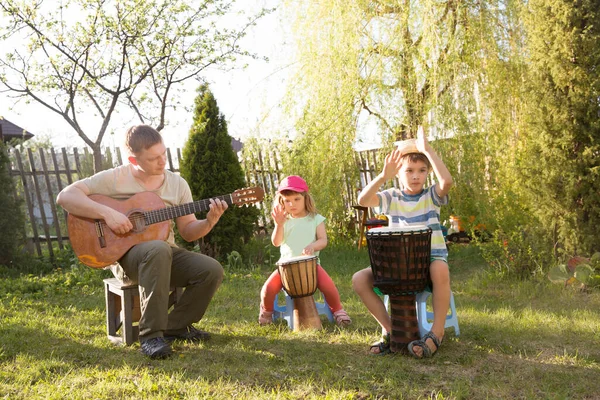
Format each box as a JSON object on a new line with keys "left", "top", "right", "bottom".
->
{"left": 277, "top": 255, "right": 322, "bottom": 331}
{"left": 366, "top": 226, "right": 432, "bottom": 353}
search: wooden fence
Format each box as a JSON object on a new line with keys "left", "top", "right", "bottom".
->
{"left": 8, "top": 146, "right": 384, "bottom": 258}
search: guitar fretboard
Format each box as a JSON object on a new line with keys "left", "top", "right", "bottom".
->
{"left": 144, "top": 194, "right": 234, "bottom": 225}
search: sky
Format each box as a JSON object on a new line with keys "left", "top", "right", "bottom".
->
{"left": 0, "top": 0, "right": 296, "bottom": 151}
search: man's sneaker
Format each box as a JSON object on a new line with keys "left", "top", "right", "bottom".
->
{"left": 164, "top": 325, "right": 211, "bottom": 343}
{"left": 140, "top": 337, "right": 173, "bottom": 359}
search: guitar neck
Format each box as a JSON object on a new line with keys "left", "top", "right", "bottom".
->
{"left": 144, "top": 194, "right": 233, "bottom": 225}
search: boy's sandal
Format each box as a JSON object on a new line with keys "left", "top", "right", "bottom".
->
{"left": 369, "top": 333, "right": 391, "bottom": 356}
{"left": 333, "top": 309, "right": 352, "bottom": 327}
{"left": 407, "top": 331, "right": 442, "bottom": 359}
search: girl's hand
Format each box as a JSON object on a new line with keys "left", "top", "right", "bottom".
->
{"left": 302, "top": 245, "right": 315, "bottom": 255}
{"left": 271, "top": 204, "right": 287, "bottom": 226}
{"left": 382, "top": 149, "right": 403, "bottom": 180}
{"left": 415, "top": 126, "right": 431, "bottom": 154}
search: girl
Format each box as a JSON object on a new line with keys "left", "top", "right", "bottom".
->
{"left": 258, "top": 175, "right": 351, "bottom": 327}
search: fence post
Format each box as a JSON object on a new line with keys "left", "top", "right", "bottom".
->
{"left": 38, "top": 148, "right": 63, "bottom": 249}
{"left": 27, "top": 148, "right": 54, "bottom": 258}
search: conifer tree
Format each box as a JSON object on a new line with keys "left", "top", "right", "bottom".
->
{"left": 180, "top": 84, "right": 260, "bottom": 257}
{"left": 522, "top": 0, "right": 600, "bottom": 255}
{"left": 0, "top": 140, "right": 24, "bottom": 265}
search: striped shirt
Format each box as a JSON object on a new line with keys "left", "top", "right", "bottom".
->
{"left": 376, "top": 185, "right": 448, "bottom": 259}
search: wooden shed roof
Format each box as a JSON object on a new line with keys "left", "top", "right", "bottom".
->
{"left": 0, "top": 118, "right": 34, "bottom": 142}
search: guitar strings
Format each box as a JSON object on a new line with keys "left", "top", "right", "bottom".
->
{"left": 97, "top": 193, "right": 243, "bottom": 229}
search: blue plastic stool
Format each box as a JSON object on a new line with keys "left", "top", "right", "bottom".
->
{"left": 384, "top": 290, "right": 460, "bottom": 337}
{"left": 272, "top": 290, "right": 334, "bottom": 330}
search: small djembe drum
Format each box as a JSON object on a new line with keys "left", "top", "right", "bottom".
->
{"left": 277, "top": 255, "right": 322, "bottom": 331}
{"left": 366, "top": 226, "right": 432, "bottom": 354}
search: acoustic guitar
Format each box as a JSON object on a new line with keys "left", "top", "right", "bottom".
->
{"left": 67, "top": 187, "right": 264, "bottom": 268}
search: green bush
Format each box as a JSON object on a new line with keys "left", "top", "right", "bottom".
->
{"left": 0, "top": 141, "right": 25, "bottom": 266}
{"left": 479, "top": 227, "right": 552, "bottom": 279}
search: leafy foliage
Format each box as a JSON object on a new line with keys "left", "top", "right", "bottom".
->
{"left": 548, "top": 253, "right": 600, "bottom": 289}
{"left": 179, "top": 84, "right": 261, "bottom": 259}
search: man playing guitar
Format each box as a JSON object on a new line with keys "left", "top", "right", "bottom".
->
{"left": 57, "top": 124, "right": 228, "bottom": 359}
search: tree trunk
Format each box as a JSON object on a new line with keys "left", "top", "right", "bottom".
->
{"left": 92, "top": 144, "right": 105, "bottom": 173}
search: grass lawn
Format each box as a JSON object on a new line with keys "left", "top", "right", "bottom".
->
{"left": 1, "top": 244, "right": 599, "bottom": 399}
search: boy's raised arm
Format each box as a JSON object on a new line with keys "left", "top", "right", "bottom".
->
{"left": 416, "top": 126, "right": 453, "bottom": 198}
{"left": 358, "top": 149, "right": 403, "bottom": 208}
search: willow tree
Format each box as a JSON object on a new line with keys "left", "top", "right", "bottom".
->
{"left": 281, "top": 0, "right": 497, "bottom": 240}
{"left": 435, "top": 0, "right": 531, "bottom": 235}
{"left": 276, "top": 2, "right": 362, "bottom": 241}
{"left": 0, "top": 0, "right": 267, "bottom": 172}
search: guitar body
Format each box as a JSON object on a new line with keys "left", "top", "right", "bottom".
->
{"left": 68, "top": 192, "right": 170, "bottom": 268}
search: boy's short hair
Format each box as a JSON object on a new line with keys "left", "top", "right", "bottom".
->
{"left": 401, "top": 153, "right": 431, "bottom": 170}
{"left": 125, "top": 125, "right": 163, "bottom": 154}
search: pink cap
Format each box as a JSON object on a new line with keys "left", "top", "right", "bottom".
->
{"left": 277, "top": 175, "right": 309, "bottom": 193}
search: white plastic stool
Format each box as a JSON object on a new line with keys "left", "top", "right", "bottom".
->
{"left": 272, "top": 291, "right": 334, "bottom": 330}
{"left": 384, "top": 290, "right": 460, "bottom": 337}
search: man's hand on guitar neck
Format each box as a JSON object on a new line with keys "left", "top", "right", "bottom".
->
{"left": 205, "top": 198, "right": 228, "bottom": 229}
{"left": 177, "top": 197, "right": 229, "bottom": 242}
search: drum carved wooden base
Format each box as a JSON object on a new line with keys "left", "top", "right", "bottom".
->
{"left": 292, "top": 296, "right": 322, "bottom": 331}
{"left": 389, "top": 294, "right": 420, "bottom": 354}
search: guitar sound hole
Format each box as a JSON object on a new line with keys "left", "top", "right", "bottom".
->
{"left": 129, "top": 211, "right": 146, "bottom": 233}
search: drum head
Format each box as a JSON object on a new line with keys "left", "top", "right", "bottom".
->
{"left": 368, "top": 225, "right": 429, "bottom": 234}
{"left": 276, "top": 255, "right": 318, "bottom": 265}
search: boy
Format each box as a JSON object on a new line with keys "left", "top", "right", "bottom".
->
{"left": 352, "top": 126, "right": 453, "bottom": 358}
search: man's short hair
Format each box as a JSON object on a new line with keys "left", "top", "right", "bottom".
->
{"left": 125, "top": 125, "right": 163, "bottom": 154}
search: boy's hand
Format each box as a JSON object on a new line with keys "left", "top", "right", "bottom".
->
{"left": 271, "top": 204, "right": 287, "bottom": 226}
{"left": 383, "top": 148, "right": 403, "bottom": 180}
{"left": 416, "top": 125, "right": 431, "bottom": 153}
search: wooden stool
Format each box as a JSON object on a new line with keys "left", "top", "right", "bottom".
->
{"left": 352, "top": 205, "right": 369, "bottom": 250}
{"left": 352, "top": 205, "right": 389, "bottom": 249}
{"left": 104, "top": 278, "right": 183, "bottom": 345}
